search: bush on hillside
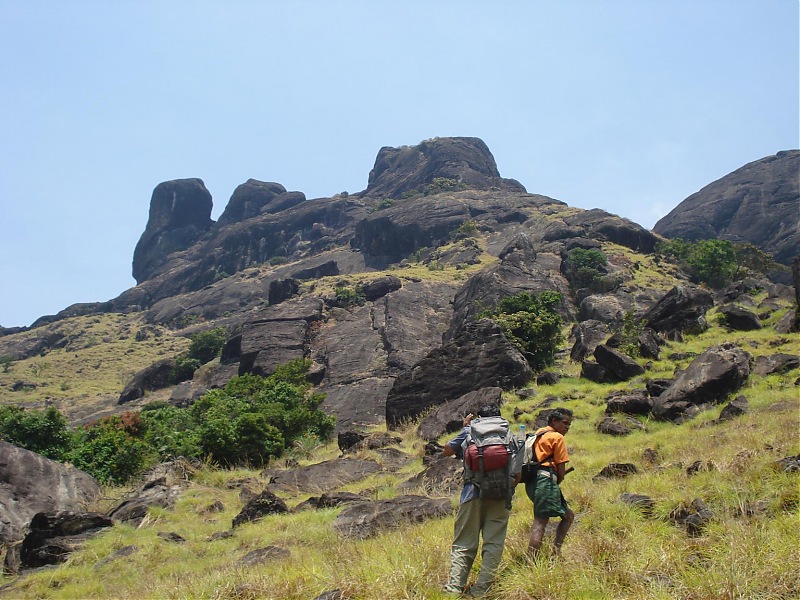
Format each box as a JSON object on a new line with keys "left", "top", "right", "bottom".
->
{"left": 69, "top": 413, "right": 152, "bottom": 484}
{"left": 0, "top": 405, "right": 72, "bottom": 461}
{"left": 656, "top": 239, "right": 783, "bottom": 289}
{"left": 480, "top": 291, "right": 564, "bottom": 371}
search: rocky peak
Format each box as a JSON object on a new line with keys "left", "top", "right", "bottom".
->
{"left": 132, "top": 178, "right": 214, "bottom": 284}
{"left": 653, "top": 150, "right": 799, "bottom": 265}
{"left": 216, "top": 180, "right": 306, "bottom": 227}
{"left": 363, "top": 137, "right": 526, "bottom": 199}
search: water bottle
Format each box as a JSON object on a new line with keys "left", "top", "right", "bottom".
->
{"left": 518, "top": 424, "right": 526, "bottom": 442}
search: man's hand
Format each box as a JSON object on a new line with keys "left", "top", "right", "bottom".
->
{"left": 463, "top": 413, "right": 474, "bottom": 427}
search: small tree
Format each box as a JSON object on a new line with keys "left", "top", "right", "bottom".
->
{"left": 480, "top": 291, "right": 564, "bottom": 371}
{"left": 0, "top": 355, "right": 13, "bottom": 373}
{"left": 0, "top": 405, "right": 72, "bottom": 461}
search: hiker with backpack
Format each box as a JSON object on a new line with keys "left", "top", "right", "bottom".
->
{"left": 442, "top": 404, "right": 523, "bottom": 598}
{"left": 522, "top": 407, "right": 575, "bottom": 559}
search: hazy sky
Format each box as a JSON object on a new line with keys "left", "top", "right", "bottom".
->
{"left": 1, "top": 1, "right": 797, "bottom": 328}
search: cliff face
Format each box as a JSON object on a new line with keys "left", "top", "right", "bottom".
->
{"left": 3, "top": 138, "right": 797, "bottom": 433}
{"left": 653, "top": 150, "right": 800, "bottom": 265}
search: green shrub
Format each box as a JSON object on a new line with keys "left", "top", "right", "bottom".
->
{"left": 563, "top": 248, "right": 609, "bottom": 290}
{"left": 0, "top": 355, "right": 12, "bottom": 373}
{"left": 0, "top": 405, "right": 72, "bottom": 461}
{"left": 187, "top": 328, "right": 228, "bottom": 364}
{"left": 480, "top": 291, "right": 564, "bottom": 371}
{"left": 139, "top": 405, "right": 202, "bottom": 460}
{"left": 658, "top": 239, "right": 739, "bottom": 289}
{"left": 334, "top": 285, "right": 366, "bottom": 308}
{"left": 452, "top": 220, "right": 479, "bottom": 240}
{"left": 69, "top": 414, "right": 152, "bottom": 484}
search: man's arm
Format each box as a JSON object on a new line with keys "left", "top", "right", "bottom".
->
{"left": 442, "top": 413, "right": 474, "bottom": 457}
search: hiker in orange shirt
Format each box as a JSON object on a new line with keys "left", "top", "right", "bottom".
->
{"left": 524, "top": 408, "right": 575, "bottom": 558}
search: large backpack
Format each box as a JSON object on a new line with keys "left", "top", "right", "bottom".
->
{"left": 519, "top": 429, "right": 554, "bottom": 485}
{"left": 462, "top": 416, "right": 518, "bottom": 508}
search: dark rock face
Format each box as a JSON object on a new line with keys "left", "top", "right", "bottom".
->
{"left": 642, "top": 285, "right": 714, "bottom": 337}
{"left": 132, "top": 178, "right": 214, "bottom": 284}
{"left": 107, "top": 476, "right": 184, "bottom": 526}
{"left": 445, "top": 246, "right": 573, "bottom": 342}
{"left": 265, "top": 459, "right": 382, "bottom": 494}
{"left": 753, "top": 353, "right": 800, "bottom": 376}
{"left": 0, "top": 442, "right": 101, "bottom": 544}
{"left": 653, "top": 150, "right": 800, "bottom": 266}
{"left": 333, "top": 494, "right": 451, "bottom": 538}
{"left": 564, "top": 209, "right": 659, "bottom": 253}
{"left": 596, "top": 415, "right": 645, "bottom": 436}
{"left": 118, "top": 358, "right": 177, "bottom": 404}
{"left": 669, "top": 499, "right": 715, "bottom": 536}
{"left": 362, "top": 137, "right": 525, "bottom": 200}
{"left": 416, "top": 387, "right": 503, "bottom": 442}
{"left": 216, "top": 180, "right": 304, "bottom": 227}
{"left": 385, "top": 319, "right": 532, "bottom": 427}
{"left": 5, "top": 511, "right": 113, "bottom": 572}
{"left": 232, "top": 489, "right": 289, "bottom": 528}
{"left": 352, "top": 195, "right": 472, "bottom": 267}
{"left": 605, "top": 390, "right": 654, "bottom": 415}
{"left": 717, "top": 395, "right": 749, "bottom": 422}
{"left": 593, "top": 345, "right": 645, "bottom": 382}
{"left": 570, "top": 320, "right": 610, "bottom": 362}
{"left": 578, "top": 295, "right": 626, "bottom": 326}
{"left": 718, "top": 304, "right": 762, "bottom": 331}
{"left": 593, "top": 463, "right": 638, "bottom": 480}
{"left": 652, "top": 343, "right": 751, "bottom": 421}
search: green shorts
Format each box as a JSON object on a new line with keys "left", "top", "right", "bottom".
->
{"left": 525, "top": 470, "right": 568, "bottom": 518}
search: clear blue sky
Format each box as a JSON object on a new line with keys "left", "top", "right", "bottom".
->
{"left": 1, "top": 1, "right": 797, "bottom": 328}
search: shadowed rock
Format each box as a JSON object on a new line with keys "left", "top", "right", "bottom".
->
{"left": 416, "top": 387, "right": 503, "bottom": 442}
{"left": 132, "top": 178, "right": 214, "bottom": 284}
{"left": 654, "top": 150, "right": 800, "bottom": 266}
{"left": 0, "top": 442, "right": 101, "bottom": 545}
{"left": 232, "top": 489, "right": 289, "bottom": 528}
{"left": 642, "top": 285, "right": 714, "bottom": 337}
{"left": 653, "top": 343, "right": 751, "bottom": 421}
{"left": 264, "top": 459, "right": 382, "bottom": 494}
{"left": 718, "top": 304, "right": 762, "bottom": 331}
{"left": 333, "top": 494, "right": 451, "bottom": 538}
{"left": 386, "top": 319, "right": 531, "bottom": 427}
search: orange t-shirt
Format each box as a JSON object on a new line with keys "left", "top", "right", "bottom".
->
{"left": 533, "top": 426, "right": 570, "bottom": 468}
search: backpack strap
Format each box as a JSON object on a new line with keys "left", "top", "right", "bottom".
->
{"left": 531, "top": 430, "right": 554, "bottom": 469}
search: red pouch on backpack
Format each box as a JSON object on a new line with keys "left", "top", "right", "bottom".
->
{"left": 465, "top": 444, "right": 509, "bottom": 472}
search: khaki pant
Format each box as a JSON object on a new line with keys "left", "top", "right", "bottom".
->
{"left": 447, "top": 497, "right": 510, "bottom": 596}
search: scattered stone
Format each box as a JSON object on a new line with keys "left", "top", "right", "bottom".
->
{"left": 264, "top": 459, "right": 382, "bottom": 494}
{"left": 337, "top": 431, "right": 367, "bottom": 453}
{"left": 93, "top": 545, "right": 138, "bottom": 570}
{"left": 686, "top": 461, "right": 716, "bottom": 476}
{"left": 157, "top": 532, "right": 186, "bottom": 543}
{"left": 596, "top": 416, "right": 644, "bottom": 436}
{"left": 232, "top": 489, "right": 289, "bottom": 528}
{"left": 669, "top": 499, "right": 714, "bottom": 536}
{"left": 605, "top": 390, "right": 653, "bottom": 415}
{"left": 207, "top": 531, "right": 234, "bottom": 542}
{"left": 652, "top": 343, "right": 751, "bottom": 422}
{"left": 593, "top": 463, "right": 638, "bottom": 480}
{"left": 5, "top": 511, "right": 114, "bottom": 572}
{"left": 594, "top": 344, "right": 645, "bottom": 381}
{"left": 313, "top": 590, "right": 347, "bottom": 600}
{"left": 108, "top": 476, "right": 184, "bottom": 526}
{"left": 753, "top": 353, "right": 800, "bottom": 376}
{"left": 716, "top": 395, "right": 749, "bottom": 422}
{"left": 202, "top": 500, "right": 225, "bottom": 513}
{"left": 333, "top": 495, "right": 451, "bottom": 539}
{"left": 642, "top": 448, "right": 660, "bottom": 465}
{"left": 620, "top": 493, "right": 655, "bottom": 516}
{"left": 399, "top": 453, "right": 463, "bottom": 496}
{"left": 239, "top": 546, "right": 290, "bottom": 567}
{"left": 536, "top": 371, "right": 562, "bottom": 385}
{"left": 0, "top": 441, "right": 101, "bottom": 545}
{"left": 718, "top": 304, "right": 762, "bottom": 331}
{"left": 776, "top": 455, "right": 800, "bottom": 473}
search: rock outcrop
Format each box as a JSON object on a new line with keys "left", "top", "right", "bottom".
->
{"left": 132, "top": 178, "right": 214, "bottom": 284}
{"left": 0, "top": 442, "right": 101, "bottom": 544}
{"left": 385, "top": 319, "right": 532, "bottom": 427}
{"left": 653, "top": 150, "right": 800, "bottom": 266}
{"left": 652, "top": 343, "right": 751, "bottom": 421}
{"left": 362, "top": 137, "right": 525, "bottom": 200}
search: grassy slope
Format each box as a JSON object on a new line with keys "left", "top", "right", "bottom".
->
{"left": 1, "top": 234, "right": 798, "bottom": 599}
{"left": 1, "top": 313, "right": 797, "bottom": 600}
{"left": 0, "top": 313, "right": 190, "bottom": 421}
